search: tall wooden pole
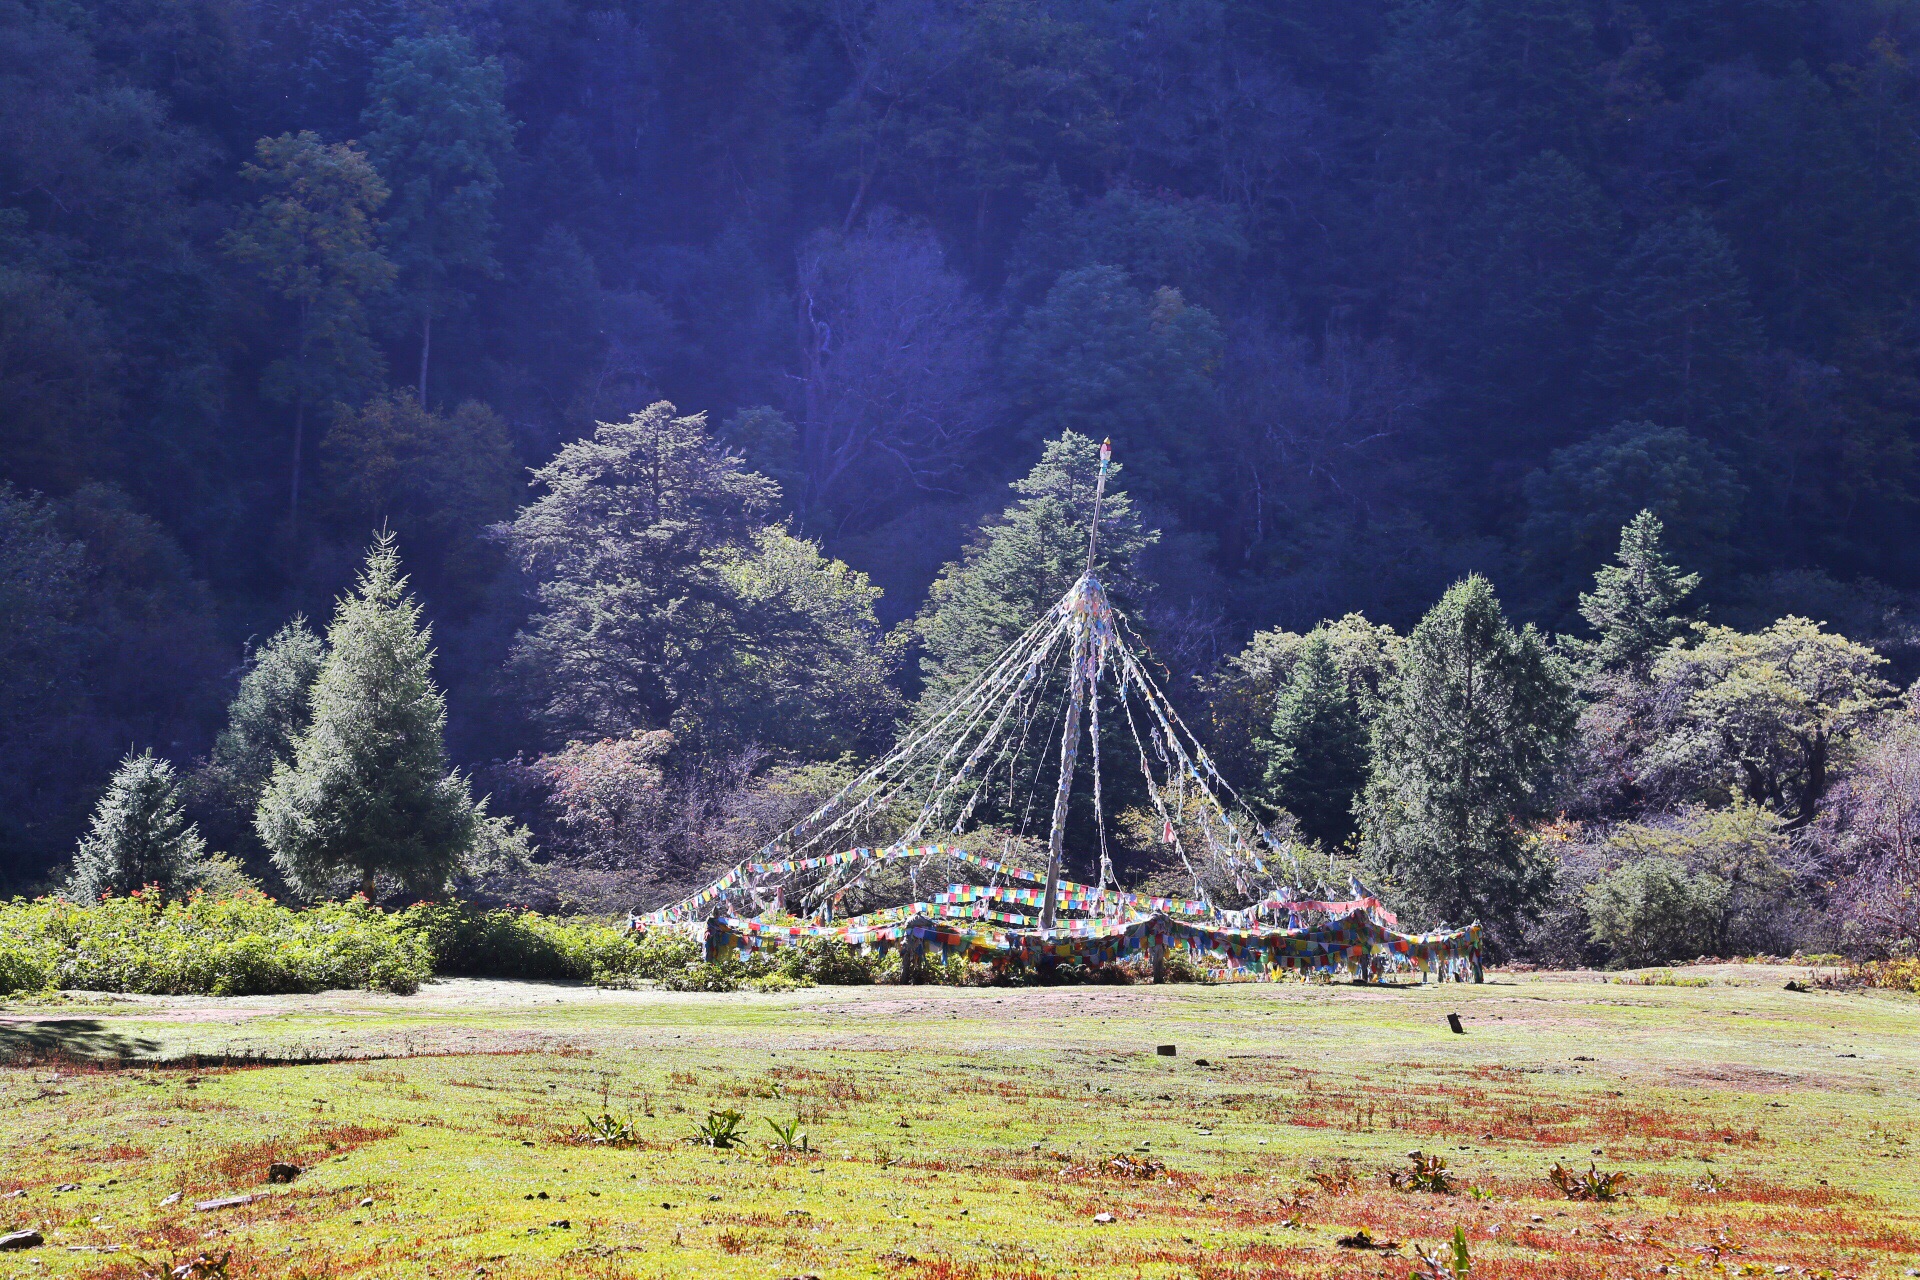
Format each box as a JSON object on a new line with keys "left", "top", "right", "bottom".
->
{"left": 1040, "top": 439, "right": 1111, "bottom": 932}
{"left": 1040, "top": 612, "right": 1089, "bottom": 931}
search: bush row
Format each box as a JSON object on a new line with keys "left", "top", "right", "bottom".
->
{"left": 0, "top": 893, "right": 712, "bottom": 997}
{"left": 0, "top": 892, "right": 434, "bottom": 996}
{"left": 0, "top": 894, "right": 1208, "bottom": 998}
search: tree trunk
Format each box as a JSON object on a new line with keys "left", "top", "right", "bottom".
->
{"left": 418, "top": 311, "right": 431, "bottom": 405}
{"left": 290, "top": 401, "right": 305, "bottom": 526}
{"left": 361, "top": 867, "right": 376, "bottom": 902}
{"left": 1040, "top": 601, "right": 1092, "bottom": 930}
{"left": 1789, "top": 733, "right": 1829, "bottom": 829}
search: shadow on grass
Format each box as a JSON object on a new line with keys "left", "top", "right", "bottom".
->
{"left": 0, "top": 1018, "right": 162, "bottom": 1064}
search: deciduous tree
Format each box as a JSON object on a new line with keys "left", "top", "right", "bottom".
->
{"left": 361, "top": 34, "right": 514, "bottom": 402}
{"left": 222, "top": 133, "right": 395, "bottom": 523}
{"left": 321, "top": 392, "right": 518, "bottom": 610}
{"left": 1645, "top": 617, "right": 1895, "bottom": 824}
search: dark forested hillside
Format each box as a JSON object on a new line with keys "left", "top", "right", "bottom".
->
{"left": 8, "top": 0, "right": 1920, "bottom": 915}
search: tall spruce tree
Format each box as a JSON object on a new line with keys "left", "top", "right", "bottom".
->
{"left": 1578, "top": 510, "right": 1701, "bottom": 677}
{"left": 1360, "top": 576, "right": 1575, "bottom": 945}
{"left": 504, "top": 402, "right": 779, "bottom": 742}
{"left": 195, "top": 618, "right": 324, "bottom": 852}
{"left": 68, "top": 750, "right": 209, "bottom": 900}
{"left": 257, "top": 535, "right": 490, "bottom": 900}
{"left": 914, "top": 432, "right": 1155, "bottom": 706}
{"left": 1262, "top": 631, "right": 1370, "bottom": 849}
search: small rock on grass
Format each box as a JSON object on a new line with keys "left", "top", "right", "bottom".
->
{"left": 1092, "top": 1212, "right": 1115, "bottom": 1224}
{"left": 194, "top": 1194, "right": 259, "bottom": 1212}
{"left": 0, "top": 1230, "right": 44, "bottom": 1250}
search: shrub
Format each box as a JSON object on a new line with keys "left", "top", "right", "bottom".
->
{"left": 1831, "top": 957, "right": 1920, "bottom": 994}
{"left": 401, "top": 902, "right": 703, "bottom": 985}
{"left": 775, "top": 937, "right": 878, "bottom": 985}
{"left": 1585, "top": 856, "right": 1723, "bottom": 966}
{"left": 0, "top": 891, "right": 432, "bottom": 996}
{"left": 661, "top": 961, "right": 746, "bottom": 992}
{"left": 0, "top": 937, "right": 51, "bottom": 995}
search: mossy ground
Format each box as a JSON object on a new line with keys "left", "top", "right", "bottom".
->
{"left": 2, "top": 965, "right": 1917, "bottom": 1279}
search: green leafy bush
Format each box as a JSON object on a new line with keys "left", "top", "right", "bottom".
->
{"left": 1585, "top": 856, "right": 1725, "bottom": 966}
{"left": 400, "top": 901, "right": 671, "bottom": 983}
{"left": 775, "top": 936, "right": 878, "bottom": 985}
{"left": 0, "top": 891, "right": 431, "bottom": 995}
{"left": 0, "top": 936, "right": 51, "bottom": 994}
{"left": 660, "top": 960, "right": 750, "bottom": 992}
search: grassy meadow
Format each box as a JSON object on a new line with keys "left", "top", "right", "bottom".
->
{"left": 2, "top": 966, "right": 1917, "bottom": 1279}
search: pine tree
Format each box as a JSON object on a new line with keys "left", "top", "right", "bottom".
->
{"left": 503, "top": 401, "right": 780, "bottom": 742}
{"left": 196, "top": 618, "right": 324, "bottom": 847}
{"left": 914, "top": 432, "right": 1156, "bottom": 706}
{"left": 1360, "top": 576, "right": 1575, "bottom": 945}
{"left": 1578, "top": 510, "right": 1701, "bottom": 677}
{"left": 68, "top": 750, "right": 209, "bottom": 900}
{"left": 1262, "top": 631, "right": 1370, "bottom": 849}
{"left": 257, "top": 535, "right": 487, "bottom": 900}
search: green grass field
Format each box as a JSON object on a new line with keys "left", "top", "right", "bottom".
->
{"left": 3, "top": 966, "right": 1917, "bottom": 1279}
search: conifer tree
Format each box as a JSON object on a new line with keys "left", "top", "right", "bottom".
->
{"left": 68, "top": 750, "right": 209, "bottom": 900}
{"left": 1578, "top": 510, "right": 1700, "bottom": 676}
{"left": 914, "top": 432, "right": 1155, "bottom": 706}
{"left": 196, "top": 618, "right": 324, "bottom": 847}
{"left": 504, "top": 402, "right": 779, "bottom": 741}
{"left": 257, "top": 535, "right": 496, "bottom": 900}
{"left": 1262, "top": 631, "right": 1370, "bottom": 849}
{"left": 1361, "top": 576, "right": 1575, "bottom": 944}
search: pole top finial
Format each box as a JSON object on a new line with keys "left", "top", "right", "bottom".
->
{"left": 1085, "top": 440, "right": 1112, "bottom": 576}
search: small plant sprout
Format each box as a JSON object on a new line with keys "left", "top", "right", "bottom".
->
{"left": 691, "top": 1107, "right": 747, "bottom": 1149}
{"left": 1389, "top": 1152, "right": 1456, "bottom": 1193}
{"left": 1409, "top": 1226, "right": 1472, "bottom": 1280}
{"left": 767, "top": 1117, "right": 811, "bottom": 1152}
{"left": 1307, "top": 1159, "right": 1359, "bottom": 1195}
{"left": 579, "top": 1112, "right": 641, "bottom": 1147}
{"left": 1548, "top": 1161, "right": 1630, "bottom": 1201}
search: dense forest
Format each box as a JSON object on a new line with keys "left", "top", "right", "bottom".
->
{"left": 6, "top": 0, "right": 1920, "bottom": 964}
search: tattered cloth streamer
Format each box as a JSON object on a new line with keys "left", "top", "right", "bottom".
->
{"left": 647, "top": 842, "right": 1401, "bottom": 931}
{"left": 705, "top": 906, "right": 1479, "bottom": 984}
